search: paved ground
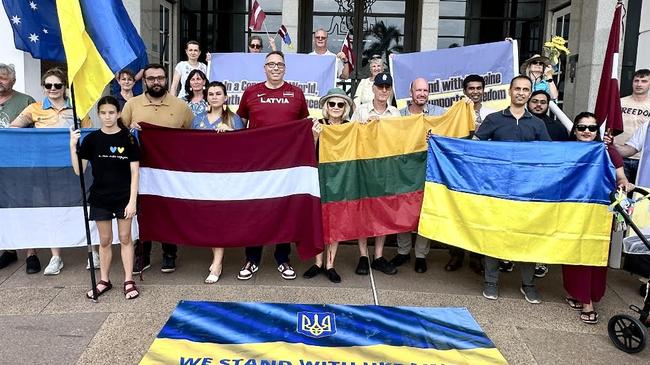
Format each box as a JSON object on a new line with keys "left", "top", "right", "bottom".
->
{"left": 1, "top": 243, "right": 649, "bottom": 365}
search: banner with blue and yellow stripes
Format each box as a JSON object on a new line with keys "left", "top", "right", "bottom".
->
{"left": 140, "top": 301, "right": 507, "bottom": 365}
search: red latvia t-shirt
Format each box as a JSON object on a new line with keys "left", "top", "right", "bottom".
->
{"left": 237, "top": 82, "right": 309, "bottom": 129}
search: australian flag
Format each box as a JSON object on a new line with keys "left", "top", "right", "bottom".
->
{"left": 277, "top": 24, "right": 292, "bottom": 46}
{"left": 2, "top": 0, "right": 66, "bottom": 61}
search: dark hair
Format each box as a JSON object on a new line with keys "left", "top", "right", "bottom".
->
{"left": 569, "top": 111, "right": 601, "bottom": 142}
{"left": 185, "top": 40, "right": 200, "bottom": 50}
{"left": 633, "top": 69, "right": 650, "bottom": 79}
{"left": 510, "top": 75, "right": 532, "bottom": 89}
{"left": 529, "top": 90, "right": 550, "bottom": 103}
{"left": 266, "top": 50, "right": 285, "bottom": 61}
{"left": 249, "top": 35, "right": 263, "bottom": 47}
{"left": 143, "top": 63, "right": 167, "bottom": 78}
{"left": 183, "top": 69, "right": 208, "bottom": 102}
{"left": 96, "top": 95, "right": 126, "bottom": 129}
{"left": 462, "top": 74, "right": 485, "bottom": 90}
{"left": 205, "top": 81, "right": 237, "bottom": 129}
{"left": 118, "top": 69, "right": 135, "bottom": 80}
{"left": 41, "top": 67, "right": 67, "bottom": 86}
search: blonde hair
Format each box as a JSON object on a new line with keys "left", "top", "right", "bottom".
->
{"left": 322, "top": 98, "right": 351, "bottom": 120}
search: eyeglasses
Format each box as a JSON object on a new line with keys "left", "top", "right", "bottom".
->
{"left": 249, "top": 44, "right": 262, "bottom": 49}
{"left": 315, "top": 36, "right": 327, "bottom": 40}
{"left": 43, "top": 83, "right": 64, "bottom": 90}
{"left": 265, "top": 62, "right": 285, "bottom": 69}
{"left": 328, "top": 101, "right": 346, "bottom": 108}
{"left": 576, "top": 124, "right": 599, "bottom": 132}
{"left": 145, "top": 76, "right": 166, "bottom": 82}
{"left": 531, "top": 61, "right": 545, "bottom": 66}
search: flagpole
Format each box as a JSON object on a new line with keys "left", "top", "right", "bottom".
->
{"left": 70, "top": 84, "right": 99, "bottom": 302}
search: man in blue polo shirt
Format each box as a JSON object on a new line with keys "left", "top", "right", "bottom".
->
{"left": 474, "top": 75, "right": 550, "bottom": 304}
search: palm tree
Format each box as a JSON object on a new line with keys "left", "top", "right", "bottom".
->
{"left": 362, "top": 21, "right": 404, "bottom": 68}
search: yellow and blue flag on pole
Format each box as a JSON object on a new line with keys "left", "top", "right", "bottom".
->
{"left": 140, "top": 301, "right": 508, "bottom": 365}
{"left": 419, "top": 136, "right": 616, "bottom": 266}
{"left": 2, "top": 0, "right": 147, "bottom": 118}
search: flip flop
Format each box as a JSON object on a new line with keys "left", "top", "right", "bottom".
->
{"left": 86, "top": 280, "right": 112, "bottom": 299}
{"left": 580, "top": 311, "right": 599, "bottom": 324}
{"left": 565, "top": 297, "right": 583, "bottom": 311}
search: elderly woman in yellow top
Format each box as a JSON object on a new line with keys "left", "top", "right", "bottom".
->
{"left": 11, "top": 67, "right": 92, "bottom": 276}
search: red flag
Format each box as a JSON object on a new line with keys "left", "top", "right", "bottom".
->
{"left": 341, "top": 31, "right": 355, "bottom": 72}
{"left": 594, "top": 1, "right": 624, "bottom": 136}
{"left": 248, "top": 0, "right": 266, "bottom": 31}
{"left": 137, "top": 121, "right": 324, "bottom": 260}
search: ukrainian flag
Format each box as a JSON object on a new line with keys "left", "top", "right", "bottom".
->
{"left": 419, "top": 136, "right": 616, "bottom": 266}
{"left": 140, "top": 301, "right": 508, "bottom": 365}
{"left": 56, "top": 0, "right": 145, "bottom": 118}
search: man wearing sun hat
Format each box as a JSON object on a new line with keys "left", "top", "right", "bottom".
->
{"left": 520, "top": 54, "right": 558, "bottom": 99}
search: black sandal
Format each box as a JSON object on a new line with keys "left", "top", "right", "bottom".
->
{"left": 86, "top": 280, "right": 112, "bottom": 299}
{"left": 580, "top": 311, "right": 599, "bottom": 324}
{"left": 565, "top": 297, "right": 583, "bottom": 311}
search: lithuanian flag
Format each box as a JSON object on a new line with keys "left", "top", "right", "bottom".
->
{"left": 318, "top": 101, "right": 474, "bottom": 243}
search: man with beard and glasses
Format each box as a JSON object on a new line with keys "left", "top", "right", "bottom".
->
{"left": 527, "top": 90, "right": 568, "bottom": 142}
{"left": 474, "top": 75, "right": 551, "bottom": 304}
{"left": 235, "top": 51, "right": 309, "bottom": 281}
{"left": 122, "top": 63, "right": 193, "bottom": 275}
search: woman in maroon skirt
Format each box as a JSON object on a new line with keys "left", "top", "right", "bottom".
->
{"left": 563, "top": 111, "right": 633, "bottom": 324}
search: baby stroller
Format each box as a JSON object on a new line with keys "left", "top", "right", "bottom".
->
{"left": 608, "top": 187, "right": 650, "bottom": 353}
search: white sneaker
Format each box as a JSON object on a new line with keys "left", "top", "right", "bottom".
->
{"left": 44, "top": 256, "right": 64, "bottom": 275}
{"left": 86, "top": 251, "right": 100, "bottom": 270}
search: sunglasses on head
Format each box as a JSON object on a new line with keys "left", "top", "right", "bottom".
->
{"left": 249, "top": 44, "right": 262, "bottom": 49}
{"left": 328, "top": 101, "right": 345, "bottom": 108}
{"left": 576, "top": 124, "right": 598, "bottom": 132}
{"left": 44, "top": 83, "right": 64, "bottom": 90}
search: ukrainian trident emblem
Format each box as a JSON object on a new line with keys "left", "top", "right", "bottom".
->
{"left": 297, "top": 312, "right": 336, "bottom": 338}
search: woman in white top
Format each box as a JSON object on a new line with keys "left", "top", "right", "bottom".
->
{"left": 353, "top": 55, "right": 387, "bottom": 108}
{"left": 170, "top": 40, "right": 207, "bottom": 99}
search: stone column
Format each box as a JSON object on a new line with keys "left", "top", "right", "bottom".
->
{"left": 281, "top": 0, "right": 300, "bottom": 53}
{"left": 637, "top": 0, "right": 650, "bottom": 68}
{"left": 420, "top": 0, "right": 440, "bottom": 51}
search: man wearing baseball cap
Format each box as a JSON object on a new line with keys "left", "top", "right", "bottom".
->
{"left": 350, "top": 72, "right": 401, "bottom": 276}
{"left": 351, "top": 72, "right": 400, "bottom": 123}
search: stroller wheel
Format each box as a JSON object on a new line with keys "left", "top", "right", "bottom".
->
{"left": 608, "top": 314, "right": 647, "bottom": 353}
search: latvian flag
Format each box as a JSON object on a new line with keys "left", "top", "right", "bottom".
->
{"left": 248, "top": 0, "right": 266, "bottom": 31}
{"left": 137, "top": 121, "right": 324, "bottom": 259}
{"left": 341, "top": 31, "right": 355, "bottom": 72}
{"left": 278, "top": 25, "right": 292, "bottom": 46}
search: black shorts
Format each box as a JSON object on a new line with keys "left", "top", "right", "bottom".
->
{"left": 89, "top": 206, "right": 126, "bottom": 221}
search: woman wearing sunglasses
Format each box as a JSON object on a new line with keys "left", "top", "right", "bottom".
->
{"left": 562, "top": 111, "right": 633, "bottom": 324}
{"left": 11, "top": 67, "right": 92, "bottom": 276}
{"left": 520, "top": 54, "right": 558, "bottom": 99}
{"left": 304, "top": 88, "right": 353, "bottom": 283}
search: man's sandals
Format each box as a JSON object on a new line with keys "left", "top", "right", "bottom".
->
{"left": 86, "top": 280, "right": 112, "bottom": 299}
{"left": 123, "top": 280, "right": 140, "bottom": 300}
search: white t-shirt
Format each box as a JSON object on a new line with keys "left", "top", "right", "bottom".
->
{"left": 475, "top": 105, "right": 497, "bottom": 129}
{"left": 174, "top": 61, "right": 208, "bottom": 99}
{"left": 625, "top": 121, "right": 649, "bottom": 153}
{"left": 615, "top": 95, "right": 650, "bottom": 159}
{"left": 309, "top": 49, "right": 344, "bottom": 78}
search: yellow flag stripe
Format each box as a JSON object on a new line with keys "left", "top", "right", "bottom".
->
{"left": 418, "top": 182, "right": 611, "bottom": 266}
{"left": 139, "top": 338, "right": 508, "bottom": 365}
{"left": 319, "top": 100, "right": 475, "bottom": 164}
{"left": 56, "top": 0, "right": 114, "bottom": 118}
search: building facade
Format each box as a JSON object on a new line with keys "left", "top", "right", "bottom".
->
{"left": 1, "top": 0, "right": 647, "bottom": 119}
